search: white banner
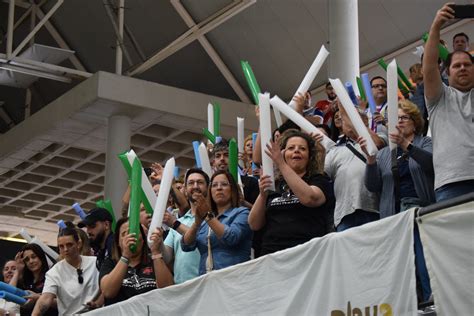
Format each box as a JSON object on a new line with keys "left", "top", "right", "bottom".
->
{"left": 86, "top": 211, "right": 417, "bottom": 316}
{"left": 418, "top": 200, "right": 474, "bottom": 315}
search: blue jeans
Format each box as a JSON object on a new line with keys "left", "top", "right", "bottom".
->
{"left": 336, "top": 210, "right": 379, "bottom": 232}
{"left": 414, "top": 224, "right": 431, "bottom": 302}
{"left": 435, "top": 180, "right": 474, "bottom": 202}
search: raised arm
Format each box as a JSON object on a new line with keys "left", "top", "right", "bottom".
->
{"left": 267, "top": 141, "right": 326, "bottom": 207}
{"left": 423, "top": 4, "right": 454, "bottom": 102}
{"left": 149, "top": 228, "right": 174, "bottom": 288}
{"left": 248, "top": 175, "right": 272, "bottom": 231}
{"left": 100, "top": 234, "right": 136, "bottom": 299}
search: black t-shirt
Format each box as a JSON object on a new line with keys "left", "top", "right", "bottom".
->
{"left": 242, "top": 175, "right": 259, "bottom": 205}
{"left": 20, "top": 277, "right": 58, "bottom": 316}
{"left": 260, "top": 174, "right": 335, "bottom": 255}
{"left": 99, "top": 257, "right": 157, "bottom": 306}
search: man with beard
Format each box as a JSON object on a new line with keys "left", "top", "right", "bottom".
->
{"left": 423, "top": 4, "right": 474, "bottom": 201}
{"left": 78, "top": 208, "right": 114, "bottom": 270}
{"left": 313, "top": 82, "right": 337, "bottom": 126}
{"left": 160, "top": 168, "right": 209, "bottom": 284}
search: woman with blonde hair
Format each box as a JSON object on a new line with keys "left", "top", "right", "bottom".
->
{"left": 359, "top": 99, "right": 435, "bottom": 303}
{"left": 359, "top": 99, "right": 435, "bottom": 216}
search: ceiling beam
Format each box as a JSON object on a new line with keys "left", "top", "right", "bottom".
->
{"left": 171, "top": 0, "right": 251, "bottom": 103}
{"left": 127, "top": 0, "right": 256, "bottom": 76}
{"left": 2, "top": 0, "right": 88, "bottom": 72}
{"left": 0, "top": 53, "right": 92, "bottom": 79}
{"left": 11, "top": 0, "right": 64, "bottom": 58}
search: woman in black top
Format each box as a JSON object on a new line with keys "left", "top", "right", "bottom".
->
{"left": 99, "top": 217, "right": 173, "bottom": 306}
{"left": 14, "top": 244, "right": 58, "bottom": 316}
{"left": 249, "top": 130, "right": 335, "bottom": 256}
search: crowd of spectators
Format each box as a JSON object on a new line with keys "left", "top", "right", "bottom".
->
{"left": 0, "top": 4, "right": 472, "bottom": 315}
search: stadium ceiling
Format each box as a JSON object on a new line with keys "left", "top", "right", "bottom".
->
{"left": 0, "top": 0, "right": 472, "bottom": 244}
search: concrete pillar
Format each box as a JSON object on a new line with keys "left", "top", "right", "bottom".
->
{"left": 104, "top": 115, "right": 130, "bottom": 221}
{"left": 329, "top": 0, "right": 360, "bottom": 91}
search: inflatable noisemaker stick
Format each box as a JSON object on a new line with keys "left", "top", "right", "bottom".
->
{"left": 19, "top": 228, "right": 59, "bottom": 261}
{"left": 356, "top": 76, "right": 366, "bottom": 101}
{"left": 198, "top": 142, "right": 213, "bottom": 177}
{"left": 0, "top": 282, "right": 28, "bottom": 297}
{"left": 228, "top": 139, "right": 239, "bottom": 183}
{"left": 377, "top": 58, "right": 410, "bottom": 93}
{"left": 288, "top": 45, "right": 329, "bottom": 109}
{"left": 241, "top": 60, "right": 262, "bottom": 105}
{"left": 387, "top": 60, "right": 399, "bottom": 153}
{"left": 147, "top": 157, "right": 175, "bottom": 246}
{"left": 57, "top": 220, "right": 66, "bottom": 229}
{"left": 330, "top": 78, "right": 378, "bottom": 156}
{"left": 237, "top": 117, "right": 245, "bottom": 168}
{"left": 258, "top": 93, "right": 275, "bottom": 191}
{"left": 31, "top": 237, "right": 59, "bottom": 261}
{"left": 128, "top": 158, "right": 142, "bottom": 253}
{"left": 422, "top": 33, "right": 449, "bottom": 61}
{"left": 19, "top": 228, "right": 33, "bottom": 243}
{"left": 192, "top": 141, "right": 202, "bottom": 168}
{"left": 269, "top": 96, "right": 336, "bottom": 151}
{"left": 251, "top": 132, "right": 258, "bottom": 173}
{"left": 119, "top": 150, "right": 157, "bottom": 214}
{"left": 213, "top": 102, "right": 221, "bottom": 138}
{"left": 207, "top": 103, "right": 214, "bottom": 136}
{"left": 0, "top": 291, "right": 27, "bottom": 305}
{"left": 174, "top": 166, "right": 180, "bottom": 179}
{"left": 72, "top": 202, "right": 87, "bottom": 220}
{"left": 96, "top": 199, "right": 106, "bottom": 209}
{"left": 272, "top": 107, "right": 283, "bottom": 127}
{"left": 345, "top": 82, "right": 358, "bottom": 105}
{"left": 202, "top": 128, "right": 216, "bottom": 144}
{"left": 395, "top": 64, "right": 414, "bottom": 91}
{"left": 360, "top": 73, "right": 378, "bottom": 115}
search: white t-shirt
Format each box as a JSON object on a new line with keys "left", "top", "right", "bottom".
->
{"left": 43, "top": 255, "right": 99, "bottom": 315}
{"left": 426, "top": 84, "right": 474, "bottom": 189}
{"left": 0, "top": 298, "right": 19, "bottom": 314}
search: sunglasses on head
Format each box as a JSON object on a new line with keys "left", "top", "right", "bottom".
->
{"left": 77, "top": 269, "right": 83, "bottom": 284}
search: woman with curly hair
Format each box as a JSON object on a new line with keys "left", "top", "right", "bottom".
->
{"left": 248, "top": 130, "right": 335, "bottom": 256}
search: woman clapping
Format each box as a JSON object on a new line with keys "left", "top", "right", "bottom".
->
{"left": 249, "top": 130, "right": 335, "bottom": 256}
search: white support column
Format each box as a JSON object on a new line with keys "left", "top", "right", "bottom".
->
{"left": 115, "top": 0, "right": 124, "bottom": 75}
{"left": 104, "top": 115, "right": 130, "bottom": 220}
{"left": 328, "top": 0, "right": 360, "bottom": 91}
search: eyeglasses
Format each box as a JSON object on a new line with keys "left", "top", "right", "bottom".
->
{"left": 371, "top": 84, "right": 387, "bottom": 89}
{"left": 211, "top": 181, "right": 230, "bottom": 189}
{"left": 397, "top": 115, "right": 412, "bottom": 122}
{"left": 186, "top": 180, "right": 206, "bottom": 187}
{"left": 77, "top": 269, "right": 83, "bottom": 284}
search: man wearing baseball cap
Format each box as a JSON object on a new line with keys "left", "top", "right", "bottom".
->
{"left": 78, "top": 208, "right": 114, "bottom": 270}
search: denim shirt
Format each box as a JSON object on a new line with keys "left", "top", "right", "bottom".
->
{"left": 181, "top": 206, "right": 252, "bottom": 275}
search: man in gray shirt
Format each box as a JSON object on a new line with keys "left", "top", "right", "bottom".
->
{"left": 423, "top": 4, "right": 474, "bottom": 202}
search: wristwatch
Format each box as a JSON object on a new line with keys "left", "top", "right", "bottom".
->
{"left": 172, "top": 220, "right": 181, "bottom": 230}
{"left": 203, "top": 211, "right": 215, "bottom": 222}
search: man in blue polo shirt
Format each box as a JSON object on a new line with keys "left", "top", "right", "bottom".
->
{"left": 162, "top": 168, "right": 209, "bottom": 284}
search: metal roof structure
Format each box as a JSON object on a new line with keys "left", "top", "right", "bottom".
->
{"left": 0, "top": 0, "right": 472, "bottom": 244}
